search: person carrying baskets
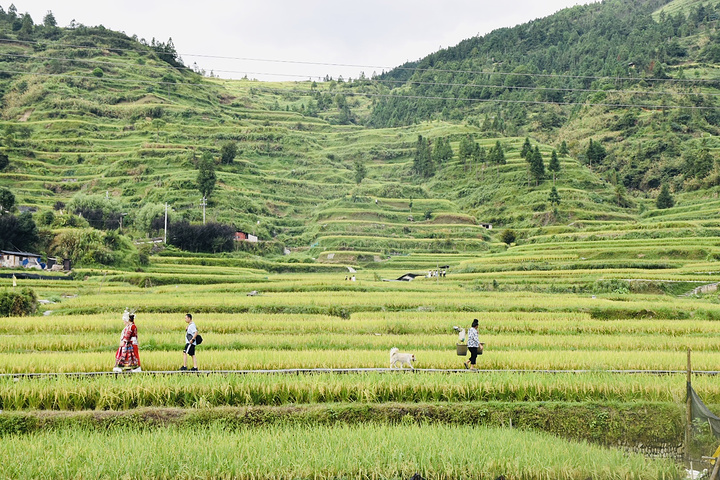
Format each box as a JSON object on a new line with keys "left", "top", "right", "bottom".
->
{"left": 464, "top": 318, "right": 484, "bottom": 370}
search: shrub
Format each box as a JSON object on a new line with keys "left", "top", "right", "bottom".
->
{"left": 500, "top": 229, "right": 516, "bottom": 245}
{"left": 50, "top": 228, "right": 107, "bottom": 265}
{"left": 0, "top": 213, "right": 38, "bottom": 251}
{"left": 138, "top": 244, "right": 152, "bottom": 266}
{"left": 135, "top": 202, "right": 166, "bottom": 235}
{"left": 52, "top": 213, "right": 89, "bottom": 228}
{"left": 67, "top": 194, "right": 122, "bottom": 230}
{"left": 38, "top": 210, "right": 55, "bottom": 226}
{"left": 0, "top": 288, "right": 37, "bottom": 317}
{"left": 656, "top": 184, "right": 674, "bottom": 209}
{"left": 167, "top": 221, "right": 234, "bottom": 253}
{"left": 0, "top": 187, "right": 15, "bottom": 212}
{"left": 48, "top": 228, "right": 137, "bottom": 267}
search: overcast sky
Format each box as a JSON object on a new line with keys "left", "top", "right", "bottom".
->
{"left": 13, "top": 1, "right": 597, "bottom": 81}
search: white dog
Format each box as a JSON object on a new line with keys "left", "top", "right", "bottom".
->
{"left": 389, "top": 347, "right": 415, "bottom": 369}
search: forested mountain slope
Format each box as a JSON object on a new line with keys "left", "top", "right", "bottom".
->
{"left": 372, "top": 0, "right": 720, "bottom": 194}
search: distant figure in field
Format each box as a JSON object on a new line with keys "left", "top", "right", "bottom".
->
{"left": 113, "top": 310, "right": 141, "bottom": 372}
{"left": 351, "top": 275, "right": 356, "bottom": 281}
{"left": 464, "top": 318, "right": 484, "bottom": 370}
{"left": 180, "top": 313, "right": 199, "bottom": 371}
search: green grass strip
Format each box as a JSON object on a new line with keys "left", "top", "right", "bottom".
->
{"left": 0, "top": 423, "right": 680, "bottom": 479}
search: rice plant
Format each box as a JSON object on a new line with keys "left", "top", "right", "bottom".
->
{"left": 0, "top": 371, "right": 709, "bottom": 410}
{"left": 0, "top": 423, "right": 681, "bottom": 479}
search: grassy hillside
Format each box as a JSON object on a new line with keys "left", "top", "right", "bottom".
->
{"left": 0, "top": 8, "right": 657, "bottom": 261}
{"left": 0, "top": 1, "right": 718, "bottom": 271}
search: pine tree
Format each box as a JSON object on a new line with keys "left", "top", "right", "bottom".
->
{"left": 42, "top": 11, "right": 57, "bottom": 28}
{"left": 548, "top": 186, "right": 561, "bottom": 206}
{"left": 354, "top": 159, "right": 367, "bottom": 185}
{"left": 558, "top": 141, "right": 569, "bottom": 156}
{"left": 433, "top": 137, "right": 453, "bottom": 165}
{"left": 690, "top": 140, "right": 715, "bottom": 178}
{"left": 520, "top": 137, "right": 532, "bottom": 159}
{"left": 197, "top": 152, "right": 216, "bottom": 199}
{"left": 458, "top": 135, "right": 474, "bottom": 165}
{"left": 586, "top": 139, "right": 607, "bottom": 168}
{"left": 530, "top": 146, "right": 545, "bottom": 185}
{"left": 523, "top": 140, "right": 533, "bottom": 187}
{"left": 656, "top": 183, "right": 674, "bottom": 209}
{"left": 412, "top": 135, "right": 424, "bottom": 174}
{"left": 490, "top": 141, "right": 505, "bottom": 165}
{"left": 548, "top": 150, "right": 561, "bottom": 184}
{"left": 472, "top": 143, "right": 486, "bottom": 164}
{"left": 443, "top": 138, "right": 454, "bottom": 163}
{"left": 413, "top": 135, "right": 434, "bottom": 178}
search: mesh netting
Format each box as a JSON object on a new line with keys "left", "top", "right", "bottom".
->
{"left": 690, "top": 384, "right": 720, "bottom": 438}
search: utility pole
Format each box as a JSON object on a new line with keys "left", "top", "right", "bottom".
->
{"left": 164, "top": 203, "right": 168, "bottom": 243}
{"left": 201, "top": 197, "right": 207, "bottom": 225}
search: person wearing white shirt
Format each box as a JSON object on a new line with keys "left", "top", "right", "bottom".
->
{"left": 179, "top": 313, "right": 198, "bottom": 371}
{"left": 464, "top": 318, "right": 484, "bottom": 370}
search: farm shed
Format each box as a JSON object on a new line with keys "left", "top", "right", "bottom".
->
{"left": 0, "top": 250, "right": 42, "bottom": 269}
{"left": 234, "top": 231, "right": 258, "bottom": 243}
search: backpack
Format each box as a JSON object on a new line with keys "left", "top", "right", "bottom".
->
{"left": 187, "top": 332, "right": 203, "bottom": 345}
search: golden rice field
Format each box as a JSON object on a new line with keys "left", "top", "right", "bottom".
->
{"left": 2, "top": 243, "right": 718, "bottom": 480}
{"left": 0, "top": 371, "right": 702, "bottom": 410}
{"left": 36, "top": 283, "right": 720, "bottom": 318}
{"left": 1, "top": 304, "right": 720, "bottom": 373}
{"left": 3, "top": 264, "right": 719, "bottom": 374}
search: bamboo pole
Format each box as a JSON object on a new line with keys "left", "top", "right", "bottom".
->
{"left": 686, "top": 348, "right": 693, "bottom": 462}
{"left": 711, "top": 455, "right": 720, "bottom": 480}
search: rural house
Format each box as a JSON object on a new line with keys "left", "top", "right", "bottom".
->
{"left": 234, "top": 231, "right": 258, "bottom": 243}
{"left": 0, "top": 250, "right": 42, "bottom": 269}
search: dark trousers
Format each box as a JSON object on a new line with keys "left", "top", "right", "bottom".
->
{"left": 468, "top": 346, "right": 479, "bottom": 365}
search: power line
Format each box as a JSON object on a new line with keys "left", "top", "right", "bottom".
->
{"left": 0, "top": 67, "right": 716, "bottom": 111}
{"left": 3, "top": 52, "right": 718, "bottom": 99}
{"left": 278, "top": 88, "right": 719, "bottom": 111}
{"left": 0, "top": 52, "right": 320, "bottom": 80}
{"left": 2, "top": 37, "right": 720, "bottom": 86}
{"left": 400, "top": 79, "right": 718, "bottom": 98}
{"left": 0, "top": 68, "right": 195, "bottom": 87}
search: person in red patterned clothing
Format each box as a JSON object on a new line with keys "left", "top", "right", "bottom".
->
{"left": 113, "top": 311, "right": 141, "bottom": 372}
